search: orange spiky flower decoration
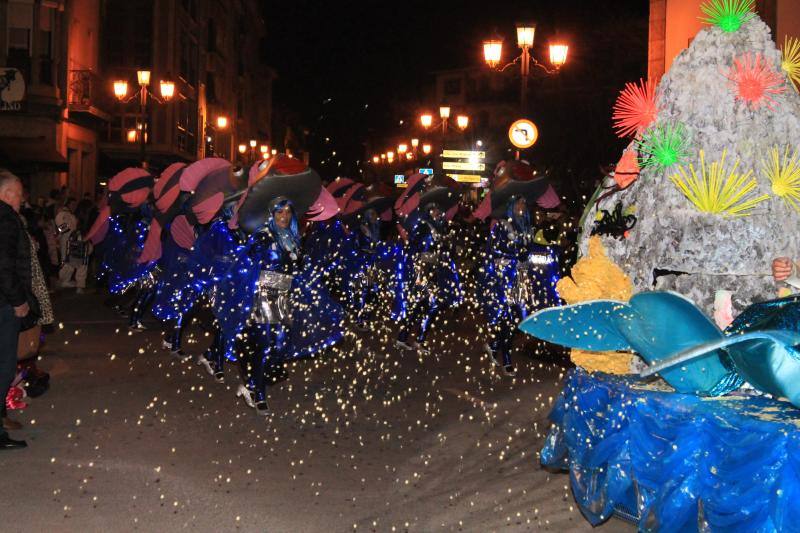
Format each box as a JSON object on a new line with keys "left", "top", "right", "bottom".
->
{"left": 725, "top": 53, "right": 787, "bottom": 110}
{"left": 612, "top": 79, "right": 658, "bottom": 138}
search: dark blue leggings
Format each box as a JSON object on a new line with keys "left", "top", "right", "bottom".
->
{"left": 489, "top": 305, "right": 527, "bottom": 365}
{"left": 398, "top": 293, "right": 441, "bottom": 345}
{"left": 238, "top": 323, "right": 287, "bottom": 402}
{"left": 128, "top": 287, "right": 154, "bottom": 326}
{"left": 207, "top": 324, "right": 226, "bottom": 372}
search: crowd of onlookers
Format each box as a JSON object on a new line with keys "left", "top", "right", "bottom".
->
{"left": 0, "top": 169, "right": 102, "bottom": 450}
{"left": 20, "top": 187, "right": 100, "bottom": 293}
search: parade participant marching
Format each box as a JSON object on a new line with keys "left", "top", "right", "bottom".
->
{"left": 191, "top": 204, "right": 241, "bottom": 382}
{"left": 394, "top": 185, "right": 462, "bottom": 355}
{"left": 174, "top": 162, "right": 247, "bottom": 380}
{"left": 214, "top": 156, "right": 341, "bottom": 415}
{"left": 303, "top": 178, "right": 359, "bottom": 304}
{"left": 86, "top": 167, "right": 158, "bottom": 330}
{"left": 143, "top": 158, "right": 242, "bottom": 362}
{"left": 137, "top": 162, "right": 193, "bottom": 357}
{"left": 340, "top": 190, "right": 394, "bottom": 331}
{"left": 473, "top": 163, "right": 561, "bottom": 376}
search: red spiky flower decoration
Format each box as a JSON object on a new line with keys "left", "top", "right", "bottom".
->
{"left": 612, "top": 79, "right": 658, "bottom": 138}
{"left": 725, "top": 53, "right": 787, "bottom": 110}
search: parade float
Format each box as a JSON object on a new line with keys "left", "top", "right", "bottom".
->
{"left": 520, "top": 1, "right": 800, "bottom": 530}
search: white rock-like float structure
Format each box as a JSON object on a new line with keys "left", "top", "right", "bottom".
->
{"left": 581, "top": 16, "right": 800, "bottom": 315}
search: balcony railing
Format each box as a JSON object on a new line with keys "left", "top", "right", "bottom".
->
{"left": 68, "top": 70, "right": 112, "bottom": 120}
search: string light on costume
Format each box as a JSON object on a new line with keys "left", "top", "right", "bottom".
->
{"left": 612, "top": 79, "right": 658, "bottom": 138}
{"left": 699, "top": 0, "right": 755, "bottom": 33}
{"left": 636, "top": 122, "right": 691, "bottom": 171}
{"left": 725, "top": 53, "right": 787, "bottom": 110}
{"left": 781, "top": 36, "right": 800, "bottom": 92}
{"left": 762, "top": 145, "right": 800, "bottom": 211}
{"left": 670, "top": 149, "right": 769, "bottom": 216}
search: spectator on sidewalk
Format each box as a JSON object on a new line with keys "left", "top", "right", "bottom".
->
{"left": 56, "top": 197, "right": 91, "bottom": 290}
{"left": 55, "top": 197, "right": 78, "bottom": 260}
{"left": 0, "top": 169, "right": 31, "bottom": 449}
{"left": 59, "top": 228, "right": 93, "bottom": 292}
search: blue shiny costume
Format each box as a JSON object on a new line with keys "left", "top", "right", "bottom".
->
{"left": 97, "top": 206, "right": 159, "bottom": 327}
{"left": 341, "top": 213, "right": 393, "bottom": 328}
{"left": 478, "top": 205, "right": 561, "bottom": 365}
{"left": 190, "top": 218, "right": 241, "bottom": 375}
{"left": 304, "top": 218, "right": 349, "bottom": 301}
{"left": 214, "top": 206, "right": 343, "bottom": 403}
{"left": 396, "top": 210, "right": 462, "bottom": 346}
{"left": 100, "top": 208, "right": 155, "bottom": 295}
{"left": 150, "top": 227, "right": 196, "bottom": 351}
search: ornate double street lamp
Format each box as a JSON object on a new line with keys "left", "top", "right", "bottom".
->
{"left": 419, "top": 107, "right": 469, "bottom": 135}
{"left": 113, "top": 70, "right": 175, "bottom": 168}
{"left": 483, "top": 23, "right": 568, "bottom": 112}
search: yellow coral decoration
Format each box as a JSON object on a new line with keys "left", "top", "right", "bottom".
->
{"left": 781, "top": 36, "right": 800, "bottom": 92}
{"left": 670, "top": 149, "right": 769, "bottom": 216}
{"left": 558, "top": 236, "right": 635, "bottom": 375}
{"left": 571, "top": 349, "right": 635, "bottom": 375}
{"left": 557, "top": 236, "right": 633, "bottom": 305}
{"left": 762, "top": 146, "right": 800, "bottom": 211}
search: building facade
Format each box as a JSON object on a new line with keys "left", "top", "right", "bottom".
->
{"left": 99, "top": 0, "right": 274, "bottom": 176}
{"left": 649, "top": 0, "right": 800, "bottom": 79}
{"left": 0, "top": 0, "right": 273, "bottom": 200}
{"left": 0, "top": 0, "right": 71, "bottom": 198}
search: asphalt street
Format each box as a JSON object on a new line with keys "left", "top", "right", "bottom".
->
{"left": 0, "top": 290, "right": 630, "bottom": 532}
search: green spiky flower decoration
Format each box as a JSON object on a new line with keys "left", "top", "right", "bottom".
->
{"left": 636, "top": 122, "right": 691, "bottom": 171}
{"left": 670, "top": 149, "right": 769, "bottom": 217}
{"left": 762, "top": 146, "right": 800, "bottom": 211}
{"left": 700, "top": 0, "right": 755, "bottom": 33}
{"left": 781, "top": 36, "right": 800, "bottom": 92}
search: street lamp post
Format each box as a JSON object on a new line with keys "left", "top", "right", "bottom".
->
{"left": 113, "top": 70, "right": 175, "bottom": 168}
{"left": 482, "top": 23, "right": 568, "bottom": 114}
{"left": 205, "top": 115, "right": 229, "bottom": 158}
{"left": 215, "top": 115, "right": 229, "bottom": 158}
{"left": 419, "top": 108, "right": 469, "bottom": 174}
{"left": 249, "top": 139, "right": 257, "bottom": 164}
{"left": 438, "top": 106, "right": 450, "bottom": 134}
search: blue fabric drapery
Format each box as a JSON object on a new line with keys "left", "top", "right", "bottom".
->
{"left": 542, "top": 369, "right": 800, "bottom": 532}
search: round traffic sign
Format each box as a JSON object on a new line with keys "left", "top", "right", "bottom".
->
{"left": 508, "top": 119, "right": 539, "bottom": 149}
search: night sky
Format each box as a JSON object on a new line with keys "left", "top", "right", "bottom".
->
{"left": 263, "top": 0, "right": 650, "bottom": 198}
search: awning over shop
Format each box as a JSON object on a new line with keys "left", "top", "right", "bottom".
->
{"left": 0, "top": 136, "right": 68, "bottom": 173}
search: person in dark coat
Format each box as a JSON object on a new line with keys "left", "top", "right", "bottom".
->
{"left": 0, "top": 169, "right": 31, "bottom": 449}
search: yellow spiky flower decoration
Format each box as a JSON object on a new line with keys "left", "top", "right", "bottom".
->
{"left": 781, "top": 36, "right": 800, "bottom": 92}
{"left": 670, "top": 149, "right": 769, "bottom": 216}
{"left": 762, "top": 146, "right": 800, "bottom": 211}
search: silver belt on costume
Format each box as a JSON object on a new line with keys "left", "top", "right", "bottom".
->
{"left": 252, "top": 270, "right": 294, "bottom": 325}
